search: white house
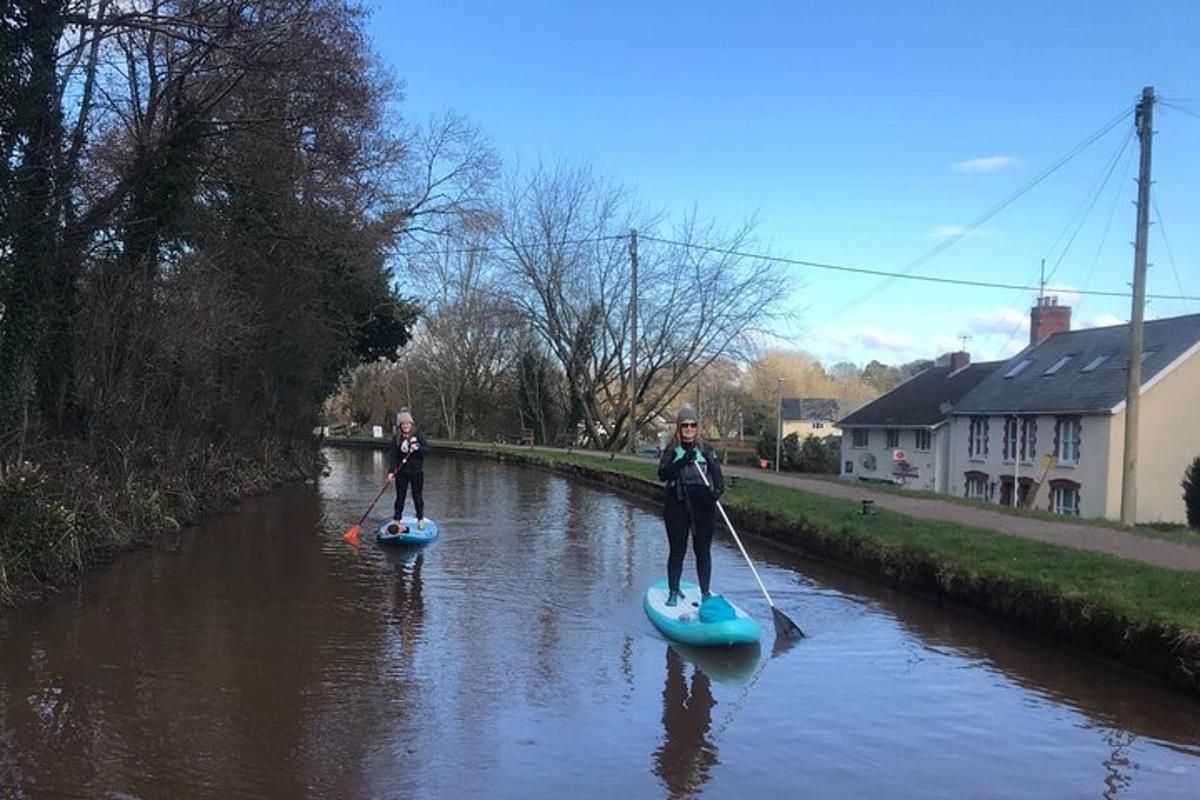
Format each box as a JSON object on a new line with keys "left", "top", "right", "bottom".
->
{"left": 837, "top": 352, "right": 1002, "bottom": 492}
{"left": 782, "top": 398, "right": 840, "bottom": 440}
{"left": 947, "top": 304, "right": 1200, "bottom": 523}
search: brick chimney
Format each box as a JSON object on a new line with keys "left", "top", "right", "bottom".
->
{"left": 935, "top": 351, "right": 971, "bottom": 370}
{"left": 1030, "top": 296, "right": 1071, "bottom": 346}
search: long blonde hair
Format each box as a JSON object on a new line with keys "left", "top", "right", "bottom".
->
{"left": 667, "top": 424, "right": 705, "bottom": 452}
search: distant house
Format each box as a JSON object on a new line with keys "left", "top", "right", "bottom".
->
{"left": 948, "top": 302, "right": 1200, "bottom": 523}
{"left": 838, "top": 353, "right": 1001, "bottom": 491}
{"left": 781, "top": 398, "right": 840, "bottom": 440}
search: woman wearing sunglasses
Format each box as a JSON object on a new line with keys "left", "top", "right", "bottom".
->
{"left": 656, "top": 404, "right": 726, "bottom": 607}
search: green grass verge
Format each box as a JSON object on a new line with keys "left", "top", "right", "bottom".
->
{"left": 772, "top": 472, "right": 1200, "bottom": 545}
{"left": 477, "top": 444, "right": 1200, "bottom": 634}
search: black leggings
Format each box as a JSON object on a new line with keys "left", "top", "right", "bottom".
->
{"left": 394, "top": 471, "right": 425, "bottom": 519}
{"left": 664, "top": 489, "right": 714, "bottom": 595}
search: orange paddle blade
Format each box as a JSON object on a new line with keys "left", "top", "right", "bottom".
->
{"left": 343, "top": 525, "right": 361, "bottom": 544}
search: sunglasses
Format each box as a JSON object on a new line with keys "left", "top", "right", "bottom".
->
{"left": 680, "top": 422, "right": 697, "bottom": 429}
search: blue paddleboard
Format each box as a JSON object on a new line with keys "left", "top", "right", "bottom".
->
{"left": 376, "top": 518, "right": 439, "bottom": 546}
{"left": 643, "top": 579, "right": 760, "bottom": 646}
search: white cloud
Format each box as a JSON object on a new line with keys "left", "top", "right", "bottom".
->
{"left": 1085, "top": 312, "right": 1124, "bottom": 328}
{"left": 858, "top": 326, "right": 917, "bottom": 353}
{"left": 952, "top": 155, "right": 1021, "bottom": 173}
{"left": 933, "top": 335, "right": 965, "bottom": 354}
{"left": 966, "top": 307, "right": 1027, "bottom": 337}
{"left": 925, "top": 224, "right": 995, "bottom": 239}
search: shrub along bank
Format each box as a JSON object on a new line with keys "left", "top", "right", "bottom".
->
{"left": 0, "top": 438, "right": 320, "bottom": 606}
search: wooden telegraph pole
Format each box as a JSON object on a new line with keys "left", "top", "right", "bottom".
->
{"left": 1121, "top": 86, "right": 1155, "bottom": 525}
{"left": 627, "top": 229, "right": 639, "bottom": 454}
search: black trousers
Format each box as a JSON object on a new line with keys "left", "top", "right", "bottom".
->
{"left": 664, "top": 488, "right": 714, "bottom": 595}
{"left": 394, "top": 471, "right": 425, "bottom": 519}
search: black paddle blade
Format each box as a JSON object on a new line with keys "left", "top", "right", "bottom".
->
{"left": 772, "top": 606, "right": 805, "bottom": 640}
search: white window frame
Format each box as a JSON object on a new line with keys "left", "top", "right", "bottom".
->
{"left": 965, "top": 474, "right": 988, "bottom": 500}
{"left": 1020, "top": 417, "right": 1037, "bottom": 463}
{"left": 914, "top": 429, "right": 932, "bottom": 451}
{"left": 1057, "top": 417, "right": 1081, "bottom": 466}
{"left": 851, "top": 428, "right": 869, "bottom": 449}
{"left": 968, "top": 417, "right": 988, "bottom": 460}
{"left": 1050, "top": 483, "right": 1081, "bottom": 516}
{"left": 1002, "top": 417, "right": 1018, "bottom": 463}
{"left": 886, "top": 428, "right": 900, "bottom": 449}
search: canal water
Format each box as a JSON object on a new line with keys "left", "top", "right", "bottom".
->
{"left": 1, "top": 447, "right": 1198, "bottom": 799}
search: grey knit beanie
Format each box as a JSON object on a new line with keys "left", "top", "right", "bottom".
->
{"left": 397, "top": 409, "right": 414, "bottom": 425}
{"left": 676, "top": 404, "right": 697, "bottom": 425}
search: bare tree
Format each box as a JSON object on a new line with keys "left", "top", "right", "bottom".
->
{"left": 402, "top": 238, "right": 522, "bottom": 439}
{"left": 498, "top": 162, "right": 791, "bottom": 450}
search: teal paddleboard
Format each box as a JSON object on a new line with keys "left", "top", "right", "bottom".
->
{"left": 643, "top": 579, "right": 760, "bottom": 646}
{"left": 376, "top": 518, "right": 438, "bottom": 546}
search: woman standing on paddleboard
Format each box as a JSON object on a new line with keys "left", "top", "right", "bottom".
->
{"left": 391, "top": 409, "right": 430, "bottom": 529}
{"left": 657, "top": 404, "right": 725, "bottom": 607}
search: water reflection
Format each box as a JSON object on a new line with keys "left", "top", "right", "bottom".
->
{"left": 0, "top": 449, "right": 1197, "bottom": 799}
{"left": 670, "top": 642, "right": 761, "bottom": 687}
{"left": 653, "top": 646, "right": 719, "bottom": 799}
{"left": 386, "top": 550, "right": 426, "bottom": 649}
{"left": 1101, "top": 728, "right": 1136, "bottom": 800}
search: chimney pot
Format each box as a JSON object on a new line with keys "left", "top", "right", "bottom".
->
{"left": 1031, "top": 298, "right": 1071, "bottom": 345}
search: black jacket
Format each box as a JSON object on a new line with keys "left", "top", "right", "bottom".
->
{"left": 392, "top": 429, "right": 429, "bottom": 474}
{"left": 658, "top": 442, "right": 724, "bottom": 501}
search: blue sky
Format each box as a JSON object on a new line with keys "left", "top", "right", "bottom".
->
{"left": 368, "top": 1, "right": 1200, "bottom": 366}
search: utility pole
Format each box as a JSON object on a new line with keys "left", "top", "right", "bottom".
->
{"left": 1121, "top": 87, "right": 1154, "bottom": 525}
{"left": 627, "top": 229, "right": 639, "bottom": 454}
{"left": 775, "top": 378, "right": 785, "bottom": 472}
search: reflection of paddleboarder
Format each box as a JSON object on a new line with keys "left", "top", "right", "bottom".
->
{"left": 653, "top": 646, "right": 718, "bottom": 800}
{"left": 391, "top": 552, "right": 425, "bottom": 644}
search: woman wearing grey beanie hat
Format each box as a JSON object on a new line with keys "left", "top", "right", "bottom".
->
{"left": 390, "top": 408, "right": 430, "bottom": 528}
{"left": 656, "top": 403, "right": 725, "bottom": 606}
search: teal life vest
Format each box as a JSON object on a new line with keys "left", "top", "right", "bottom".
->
{"left": 673, "top": 445, "right": 706, "bottom": 465}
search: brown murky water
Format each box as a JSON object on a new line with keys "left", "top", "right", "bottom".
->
{"left": 2, "top": 447, "right": 1199, "bottom": 799}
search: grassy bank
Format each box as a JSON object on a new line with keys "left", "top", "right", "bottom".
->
{"left": 427, "top": 442, "right": 1200, "bottom": 694}
{"left": 0, "top": 437, "right": 320, "bottom": 607}
{"left": 800, "top": 472, "right": 1200, "bottom": 545}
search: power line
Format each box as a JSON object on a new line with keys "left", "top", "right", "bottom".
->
{"left": 813, "top": 105, "right": 1136, "bottom": 325}
{"left": 1044, "top": 127, "right": 1135, "bottom": 285}
{"left": 1073, "top": 130, "right": 1139, "bottom": 319}
{"left": 398, "top": 234, "right": 628, "bottom": 258}
{"left": 1040, "top": 127, "right": 1130, "bottom": 268}
{"left": 1152, "top": 193, "right": 1192, "bottom": 314}
{"left": 402, "top": 228, "right": 1200, "bottom": 302}
{"left": 1160, "top": 100, "right": 1200, "bottom": 120}
{"left": 637, "top": 233, "right": 1200, "bottom": 301}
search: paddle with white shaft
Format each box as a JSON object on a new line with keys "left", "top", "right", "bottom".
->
{"left": 692, "top": 463, "right": 805, "bottom": 639}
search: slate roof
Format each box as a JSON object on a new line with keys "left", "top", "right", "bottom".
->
{"left": 953, "top": 313, "right": 1200, "bottom": 415}
{"left": 781, "top": 398, "right": 840, "bottom": 421}
{"left": 838, "top": 362, "right": 1003, "bottom": 427}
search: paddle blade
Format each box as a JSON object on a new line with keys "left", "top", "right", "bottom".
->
{"left": 343, "top": 525, "right": 361, "bottom": 545}
{"left": 772, "top": 606, "right": 805, "bottom": 640}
